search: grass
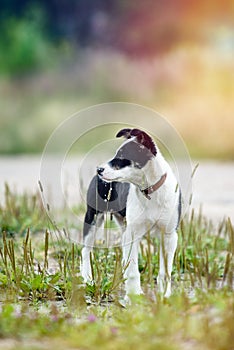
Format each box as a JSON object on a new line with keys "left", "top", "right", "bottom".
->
{"left": 0, "top": 187, "right": 234, "bottom": 350}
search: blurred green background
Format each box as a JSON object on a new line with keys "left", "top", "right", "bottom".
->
{"left": 0, "top": 0, "right": 233, "bottom": 158}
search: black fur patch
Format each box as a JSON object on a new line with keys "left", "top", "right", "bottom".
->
{"left": 108, "top": 158, "right": 132, "bottom": 170}
{"left": 86, "top": 175, "right": 129, "bottom": 214}
{"left": 114, "top": 140, "right": 154, "bottom": 169}
{"left": 84, "top": 175, "right": 130, "bottom": 236}
{"left": 116, "top": 128, "right": 157, "bottom": 157}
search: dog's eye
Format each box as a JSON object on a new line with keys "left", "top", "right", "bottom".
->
{"left": 109, "top": 158, "right": 131, "bottom": 170}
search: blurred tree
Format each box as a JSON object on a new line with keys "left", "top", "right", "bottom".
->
{"left": 0, "top": 0, "right": 233, "bottom": 59}
{"left": 0, "top": 6, "right": 53, "bottom": 75}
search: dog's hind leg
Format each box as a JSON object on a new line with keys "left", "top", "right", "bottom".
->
{"left": 81, "top": 206, "right": 103, "bottom": 282}
{"left": 157, "top": 230, "right": 178, "bottom": 298}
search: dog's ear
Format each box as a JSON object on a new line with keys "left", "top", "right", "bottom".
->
{"left": 130, "top": 129, "right": 157, "bottom": 156}
{"left": 116, "top": 128, "right": 132, "bottom": 139}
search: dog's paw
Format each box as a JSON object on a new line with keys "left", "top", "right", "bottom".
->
{"left": 157, "top": 275, "right": 172, "bottom": 298}
{"left": 125, "top": 284, "right": 144, "bottom": 297}
{"left": 122, "top": 294, "right": 131, "bottom": 307}
{"left": 124, "top": 274, "right": 143, "bottom": 294}
{"left": 120, "top": 292, "right": 143, "bottom": 307}
{"left": 80, "top": 266, "right": 92, "bottom": 284}
{"left": 125, "top": 281, "right": 144, "bottom": 301}
{"left": 81, "top": 274, "right": 93, "bottom": 285}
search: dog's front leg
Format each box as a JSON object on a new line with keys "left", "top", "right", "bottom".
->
{"left": 81, "top": 211, "right": 105, "bottom": 282}
{"left": 81, "top": 207, "right": 101, "bottom": 283}
{"left": 81, "top": 227, "right": 95, "bottom": 283}
{"left": 157, "top": 230, "right": 178, "bottom": 298}
{"left": 122, "top": 227, "right": 143, "bottom": 297}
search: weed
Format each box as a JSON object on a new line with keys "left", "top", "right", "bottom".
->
{"left": 0, "top": 187, "right": 233, "bottom": 349}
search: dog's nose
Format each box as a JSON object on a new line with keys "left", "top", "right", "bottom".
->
{"left": 97, "top": 167, "right": 104, "bottom": 176}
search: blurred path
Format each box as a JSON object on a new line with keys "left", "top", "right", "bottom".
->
{"left": 192, "top": 161, "right": 234, "bottom": 224}
{"left": 0, "top": 156, "right": 234, "bottom": 224}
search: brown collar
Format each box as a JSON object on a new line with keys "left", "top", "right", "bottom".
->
{"left": 141, "top": 173, "right": 167, "bottom": 200}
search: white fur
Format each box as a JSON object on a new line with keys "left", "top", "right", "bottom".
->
{"left": 81, "top": 139, "right": 180, "bottom": 299}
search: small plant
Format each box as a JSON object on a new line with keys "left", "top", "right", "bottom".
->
{"left": 0, "top": 229, "right": 81, "bottom": 303}
{"left": 85, "top": 247, "right": 125, "bottom": 304}
{"left": 0, "top": 183, "right": 47, "bottom": 235}
{"left": 175, "top": 210, "right": 234, "bottom": 291}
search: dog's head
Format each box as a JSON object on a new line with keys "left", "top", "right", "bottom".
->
{"left": 97, "top": 128, "right": 157, "bottom": 185}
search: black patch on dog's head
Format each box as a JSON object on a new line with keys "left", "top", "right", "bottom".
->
{"left": 114, "top": 128, "right": 157, "bottom": 168}
{"left": 116, "top": 128, "right": 157, "bottom": 157}
{"left": 108, "top": 158, "right": 132, "bottom": 170}
{"left": 114, "top": 140, "right": 153, "bottom": 169}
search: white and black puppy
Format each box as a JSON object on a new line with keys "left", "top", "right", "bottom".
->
{"left": 81, "top": 128, "right": 181, "bottom": 298}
